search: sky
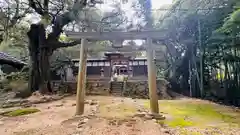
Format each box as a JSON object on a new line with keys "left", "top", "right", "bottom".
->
{"left": 100, "top": 0, "right": 173, "bottom": 11}
{"left": 98, "top": 0, "right": 173, "bottom": 29}
{"left": 151, "top": 0, "right": 172, "bottom": 9}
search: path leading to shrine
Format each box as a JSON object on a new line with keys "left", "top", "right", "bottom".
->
{"left": 0, "top": 95, "right": 240, "bottom": 135}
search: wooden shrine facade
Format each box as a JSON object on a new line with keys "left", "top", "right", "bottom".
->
{"left": 70, "top": 52, "right": 148, "bottom": 80}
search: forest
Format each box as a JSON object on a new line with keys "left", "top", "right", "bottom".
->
{"left": 160, "top": 0, "right": 240, "bottom": 106}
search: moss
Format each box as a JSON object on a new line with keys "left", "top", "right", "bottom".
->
{"left": 143, "top": 100, "right": 240, "bottom": 128}
{"left": 166, "top": 117, "right": 194, "bottom": 127}
{"left": 2, "top": 108, "right": 40, "bottom": 117}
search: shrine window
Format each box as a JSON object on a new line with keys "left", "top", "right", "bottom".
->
{"left": 105, "top": 62, "right": 110, "bottom": 66}
{"left": 99, "top": 62, "right": 104, "bottom": 66}
{"left": 92, "top": 62, "right": 98, "bottom": 66}
{"left": 139, "top": 61, "right": 144, "bottom": 65}
{"left": 133, "top": 61, "right": 138, "bottom": 65}
{"left": 87, "top": 62, "right": 92, "bottom": 66}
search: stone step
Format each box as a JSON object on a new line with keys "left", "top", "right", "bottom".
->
{"left": 111, "top": 86, "right": 123, "bottom": 89}
{"left": 111, "top": 85, "right": 123, "bottom": 89}
{"left": 52, "top": 83, "right": 60, "bottom": 92}
{"left": 110, "top": 82, "right": 124, "bottom": 93}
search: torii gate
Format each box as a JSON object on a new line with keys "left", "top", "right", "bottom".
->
{"left": 65, "top": 30, "right": 166, "bottom": 115}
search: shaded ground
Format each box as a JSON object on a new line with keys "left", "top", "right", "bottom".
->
{"left": 0, "top": 95, "right": 240, "bottom": 135}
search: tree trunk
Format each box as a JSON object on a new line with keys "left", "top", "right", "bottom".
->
{"left": 38, "top": 24, "right": 52, "bottom": 93}
{"left": 27, "top": 24, "right": 52, "bottom": 93}
{"left": 39, "top": 48, "right": 52, "bottom": 93}
{"left": 27, "top": 24, "right": 41, "bottom": 92}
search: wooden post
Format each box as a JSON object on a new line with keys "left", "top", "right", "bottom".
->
{"left": 76, "top": 38, "right": 87, "bottom": 116}
{"left": 146, "top": 38, "right": 159, "bottom": 114}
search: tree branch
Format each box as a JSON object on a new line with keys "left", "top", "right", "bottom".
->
{"left": 47, "top": 0, "right": 88, "bottom": 41}
{"left": 28, "top": 0, "right": 44, "bottom": 15}
{"left": 9, "top": 8, "right": 32, "bottom": 28}
{"left": 43, "top": 0, "right": 49, "bottom": 12}
{"left": 101, "top": 11, "right": 121, "bottom": 22}
{"left": 52, "top": 40, "right": 81, "bottom": 49}
{"left": 49, "top": 0, "right": 65, "bottom": 17}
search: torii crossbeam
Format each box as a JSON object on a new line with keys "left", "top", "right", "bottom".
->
{"left": 65, "top": 31, "right": 166, "bottom": 40}
{"left": 65, "top": 30, "right": 166, "bottom": 115}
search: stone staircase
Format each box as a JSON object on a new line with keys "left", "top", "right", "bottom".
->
{"left": 110, "top": 82, "right": 124, "bottom": 95}
{"left": 52, "top": 82, "right": 60, "bottom": 92}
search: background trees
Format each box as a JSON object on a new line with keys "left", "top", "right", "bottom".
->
{"left": 156, "top": 0, "right": 240, "bottom": 105}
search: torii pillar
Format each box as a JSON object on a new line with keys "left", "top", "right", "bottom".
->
{"left": 146, "top": 38, "right": 159, "bottom": 114}
{"left": 75, "top": 38, "right": 87, "bottom": 116}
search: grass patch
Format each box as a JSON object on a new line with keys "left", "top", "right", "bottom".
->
{"left": 144, "top": 100, "right": 240, "bottom": 128}
{"left": 166, "top": 117, "right": 194, "bottom": 127}
{"left": 2, "top": 108, "right": 40, "bottom": 117}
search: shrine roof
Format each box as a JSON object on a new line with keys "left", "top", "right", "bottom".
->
{"left": 104, "top": 52, "right": 123, "bottom": 57}
{"left": 71, "top": 57, "right": 148, "bottom": 62}
{"left": 0, "top": 52, "right": 27, "bottom": 66}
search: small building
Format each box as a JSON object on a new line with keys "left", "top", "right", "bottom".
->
{"left": 58, "top": 52, "right": 149, "bottom": 82}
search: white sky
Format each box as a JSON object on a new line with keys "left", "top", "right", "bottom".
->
{"left": 100, "top": 0, "right": 173, "bottom": 11}
{"left": 151, "top": 0, "right": 172, "bottom": 9}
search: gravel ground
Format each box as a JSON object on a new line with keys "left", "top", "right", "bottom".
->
{"left": 0, "top": 96, "right": 170, "bottom": 135}
{"left": 0, "top": 95, "right": 240, "bottom": 135}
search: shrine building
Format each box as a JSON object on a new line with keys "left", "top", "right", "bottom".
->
{"left": 68, "top": 52, "right": 149, "bottom": 81}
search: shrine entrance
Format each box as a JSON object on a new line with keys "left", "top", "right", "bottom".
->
{"left": 113, "top": 65, "right": 128, "bottom": 76}
{"left": 66, "top": 30, "right": 166, "bottom": 115}
{"left": 105, "top": 52, "right": 130, "bottom": 79}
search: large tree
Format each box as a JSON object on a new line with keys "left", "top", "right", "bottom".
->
{"left": 26, "top": 0, "right": 139, "bottom": 93}
{"left": 26, "top": 0, "right": 97, "bottom": 93}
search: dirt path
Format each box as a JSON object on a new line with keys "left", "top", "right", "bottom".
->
{"left": 0, "top": 96, "right": 168, "bottom": 135}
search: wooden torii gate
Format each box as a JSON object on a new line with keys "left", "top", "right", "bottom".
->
{"left": 65, "top": 31, "right": 166, "bottom": 115}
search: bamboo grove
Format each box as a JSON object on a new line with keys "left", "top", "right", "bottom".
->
{"left": 160, "top": 0, "right": 240, "bottom": 106}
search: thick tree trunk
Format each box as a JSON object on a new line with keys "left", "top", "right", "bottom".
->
{"left": 38, "top": 24, "right": 52, "bottom": 93}
{"left": 27, "top": 24, "right": 52, "bottom": 93}
{"left": 27, "top": 24, "right": 41, "bottom": 92}
{"left": 39, "top": 48, "right": 52, "bottom": 93}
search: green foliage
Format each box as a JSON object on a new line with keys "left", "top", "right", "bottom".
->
{"left": 0, "top": 24, "right": 29, "bottom": 61}
{"left": 156, "top": 0, "right": 240, "bottom": 101}
{"left": 0, "top": 78, "right": 11, "bottom": 92}
{"left": 0, "top": 70, "right": 30, "bottom": 97}
{"left": 2, "top": 108, "right": 40, "bottom": 117}
{"left": 218, "top": 9, "right": 240, "bottom": 33}
{"left": 6, "top": 71, "right": 29, "bottom": 81}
